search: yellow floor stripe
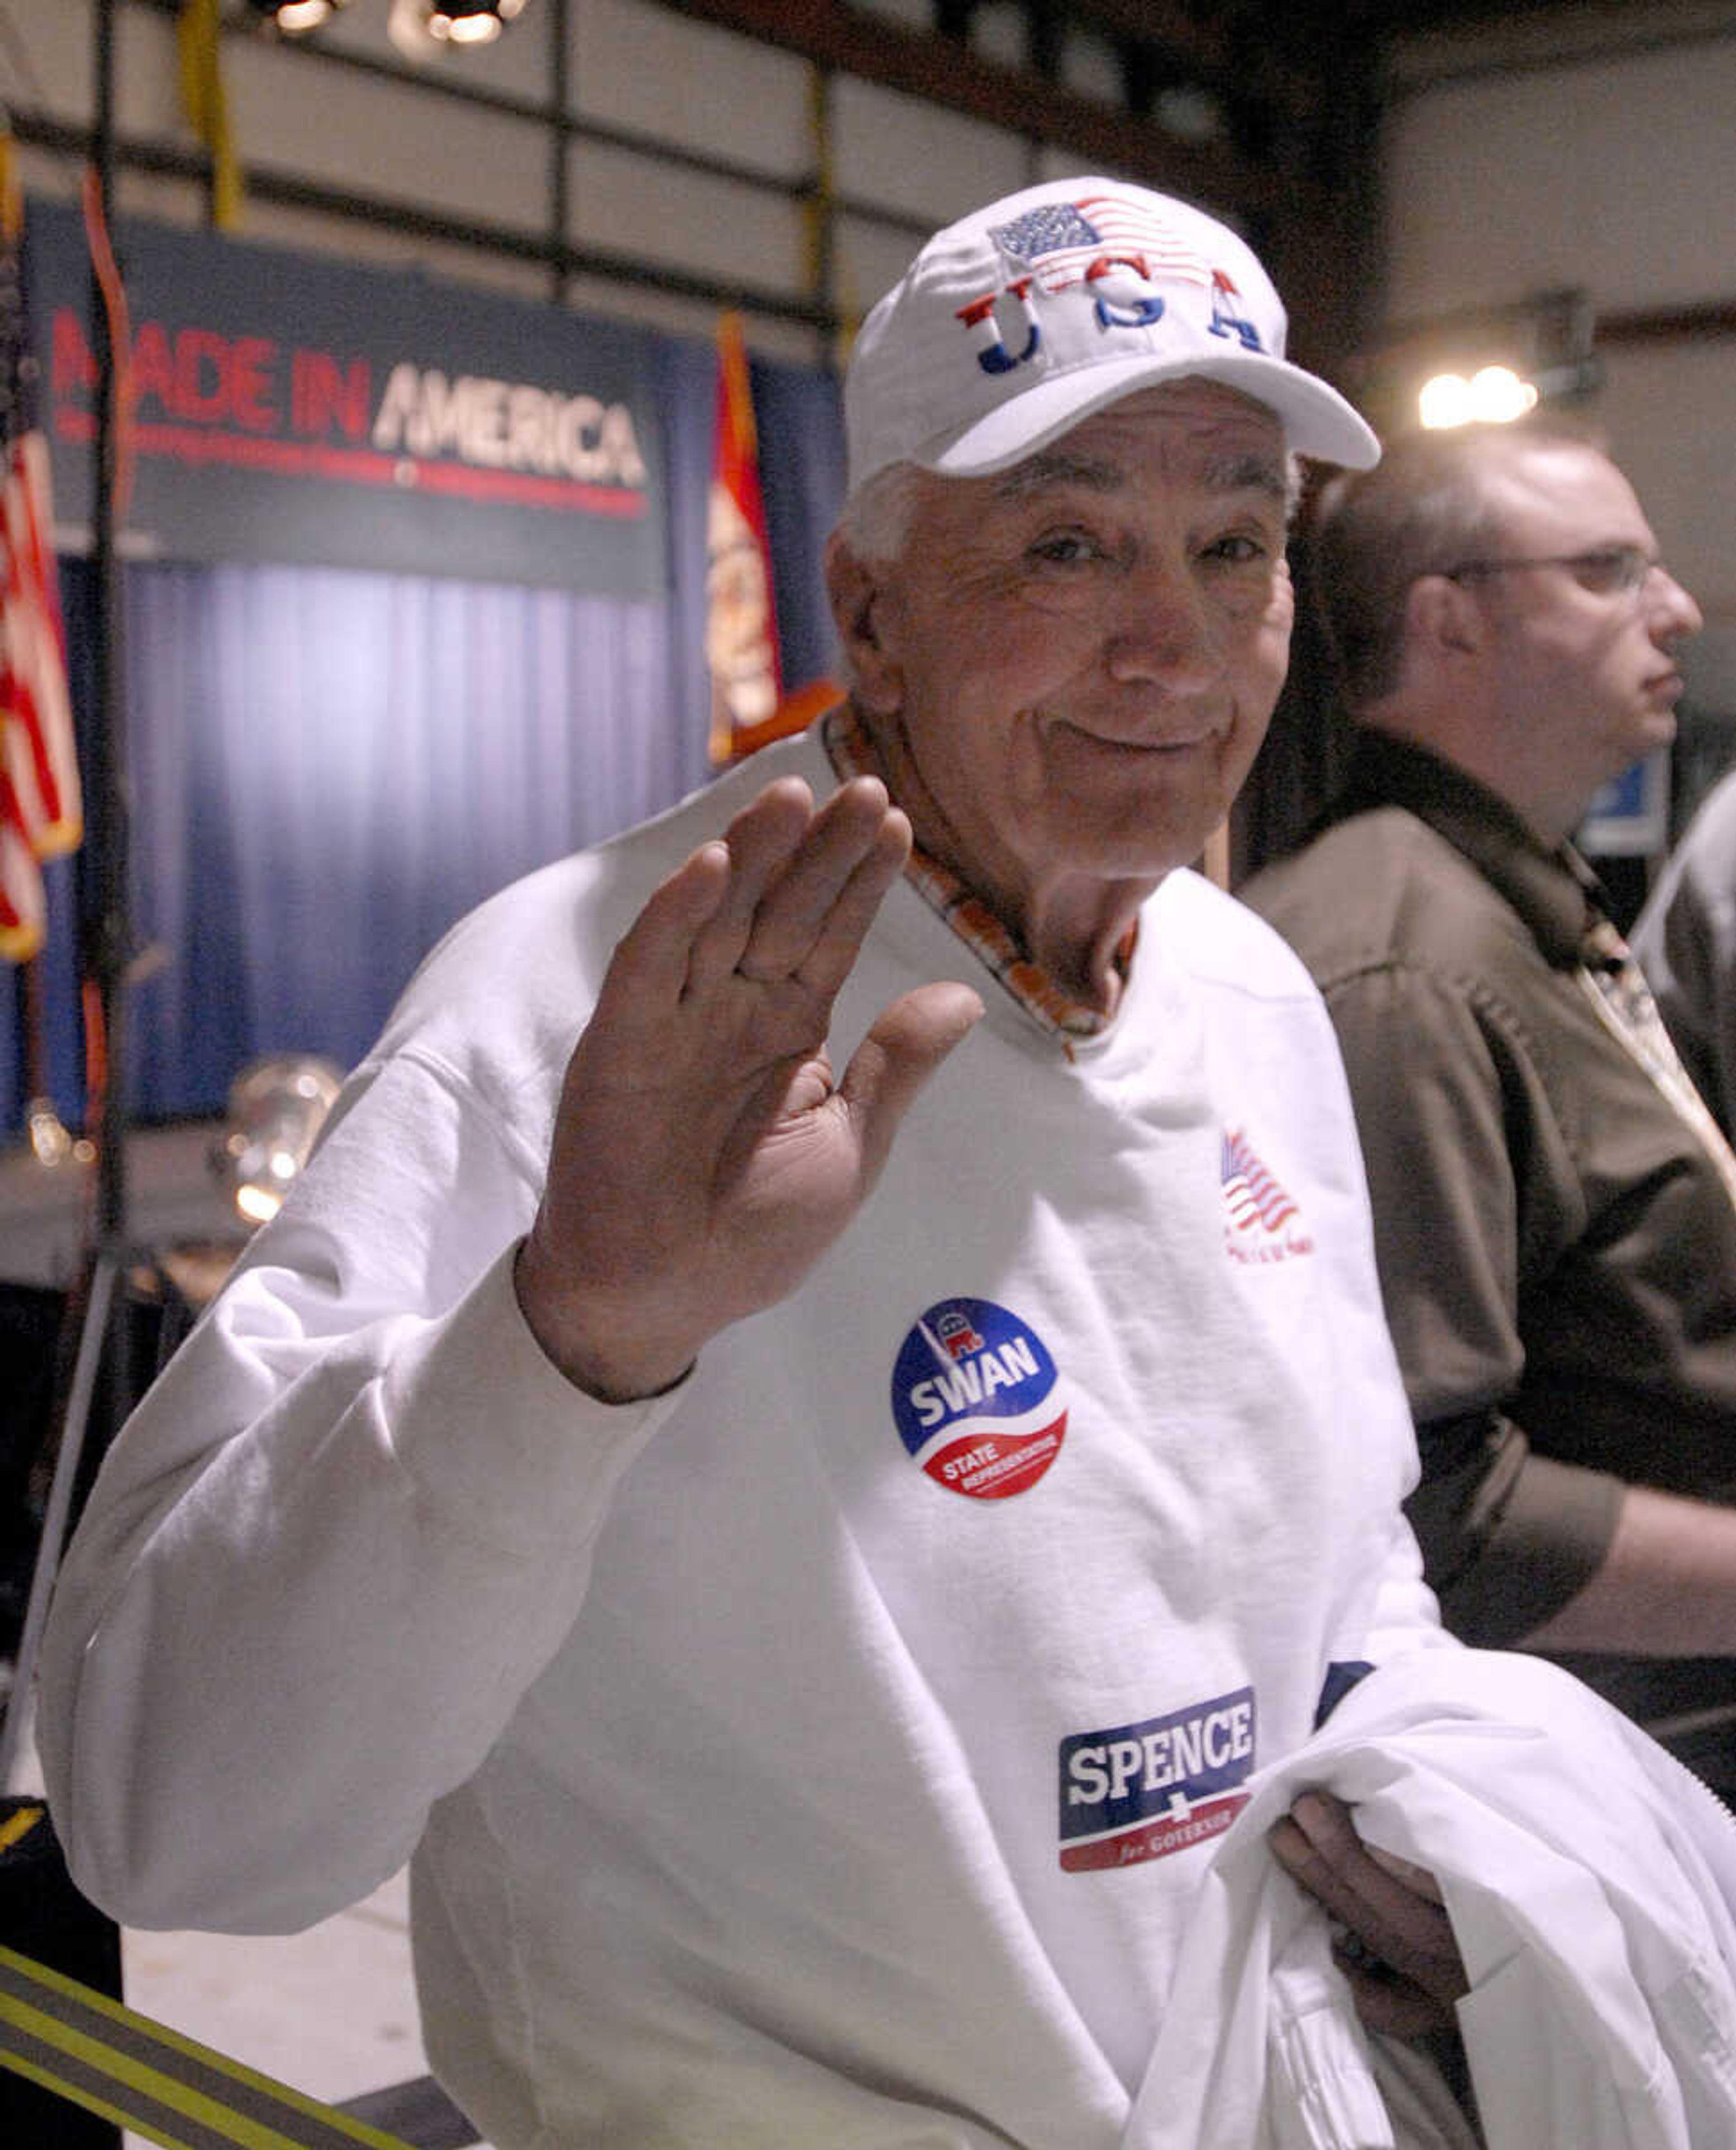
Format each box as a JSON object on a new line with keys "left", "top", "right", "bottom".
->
{"left": 0, "top": 2039, "right": 212, "bottom": 2150}
{"left": 0, "top": 1983, "right": 302, "bottom": 2150}
{"left": 5, "top": 1939, "right": 380, "bottom": 2116}
{"left": 0, "top": 1946, "right": 416, "bottom": 2149}
{"left": 0, "top": 1801, "right": 45, "bottom": 1857}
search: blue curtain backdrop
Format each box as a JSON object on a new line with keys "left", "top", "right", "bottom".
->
{"left": 0, "top": 339, "right": 845, "bottom": 1134}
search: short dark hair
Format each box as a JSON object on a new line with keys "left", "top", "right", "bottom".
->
{"left": 1312, "top": 419, "right": 1601, "bottom": 708}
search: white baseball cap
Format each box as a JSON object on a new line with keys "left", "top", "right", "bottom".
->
{"left": 844, "top": 177, "right": 1380, "bottom": 493}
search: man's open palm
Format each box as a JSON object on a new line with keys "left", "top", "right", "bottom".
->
{"left": 516, "top": 775, "right": 982, "bottom": 1400}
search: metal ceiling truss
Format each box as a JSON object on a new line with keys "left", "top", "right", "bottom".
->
{"left": 21, "top": 0, "right": 1385, "bottom": 374}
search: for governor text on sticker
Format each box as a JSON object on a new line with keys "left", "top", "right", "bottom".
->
{"left": 890, "top": 1295, "right": 1067, "bottom": 1499}
{"left": 1059, "top": 1688, "right": 1256, "bottom": 1872}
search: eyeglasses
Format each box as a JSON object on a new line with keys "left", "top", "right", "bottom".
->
{"left": 1441, "top": 545, "right": 1665, "bottom": 598}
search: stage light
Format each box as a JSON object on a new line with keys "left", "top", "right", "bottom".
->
{"left": 247, "top": 0, "right": 350, "bottom": 31}
{"left": 244, "top": 0, "right": 533, "bottom": 49}
{"left": 1418, "top": 363, "right": 1540, "bottom": 431}
{"left": 1416, "top": 372, "right": 1472, "bottom": 431}
{"left": 1352, "top": 288, "right": 1602, "bottom": 441}
{"left": 25, "top": 1097, "right": 75, "bottom": 1168}
{"left": 425, "top": 0, "right": 527, "bottom": 43}
{"left": 212, "top": 1054, "right": 344, "bottom": 1228}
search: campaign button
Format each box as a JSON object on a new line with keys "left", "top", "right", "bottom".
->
{"left": 891, "top": 1295, "right": 1066, "bottom": 1500}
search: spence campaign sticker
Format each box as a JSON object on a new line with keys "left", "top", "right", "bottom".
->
{"left": 1058, "top": 1688, "right": 1256, "bottom": 1872}
{"left": 891, "top": 1296, "right": 1067, "bottom": 1499}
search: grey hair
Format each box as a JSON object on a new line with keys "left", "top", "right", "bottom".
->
{"left": 1282, "top": 451, "right": 1304, "bottom": 525}
{"left": 834, "top": 460, "right": 929, "bottom": 568}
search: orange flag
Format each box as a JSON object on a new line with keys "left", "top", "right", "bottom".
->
{"left": 707, "top": 313, "right": 788, "bottom": 766}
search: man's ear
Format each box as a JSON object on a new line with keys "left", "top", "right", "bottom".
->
{"left": 1406, "top": 572, "right": 1486, "bottom": 663}
{"left": 825, "top": 531, "right": 902, "bottom": 715}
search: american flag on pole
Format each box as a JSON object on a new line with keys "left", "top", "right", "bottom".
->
{"left": 1221, "top": 1127, "right": 1299, "bottom": 1236}
{"left": 0, "top": 135, "right": 79, "bottom": 964}
{"left": 988, "top": 194, "right": 1214, "bottom": 295}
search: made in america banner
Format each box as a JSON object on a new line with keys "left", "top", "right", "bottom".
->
{"left": 27, "top": 196, "right": 665, "bottom": 597}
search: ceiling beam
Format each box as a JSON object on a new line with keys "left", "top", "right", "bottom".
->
{"left": 1038, "top": 0, "right": 1237, "bottom": 80}
{"left": 653, "top": 0, "right": 1284, "bottom": 213}
{"left": 1021, "top": 0, "right": 1336, "bottom": 145}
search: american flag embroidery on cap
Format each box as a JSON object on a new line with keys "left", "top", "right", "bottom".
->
{"left": 988, "top": 194, "right": 1214, "bottom": 295}
{"left": 1221, "top": 1127, "right": 1314, "bottom": 1265}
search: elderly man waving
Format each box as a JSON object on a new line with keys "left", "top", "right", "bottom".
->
{"left": 46, "top": 182, "right": 1518, "bottom": 2147}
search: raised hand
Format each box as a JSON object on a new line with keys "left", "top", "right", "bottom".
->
{"left": 514, "top": 775, "right": 983, "bottom": 1402}
{"left": 1268, "top": 1789, "right": 1469, "bottom": 2040}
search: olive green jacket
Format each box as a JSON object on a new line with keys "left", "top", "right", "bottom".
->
{"left": 1244, "top": 729, "right": 1736, "bottom": 1778}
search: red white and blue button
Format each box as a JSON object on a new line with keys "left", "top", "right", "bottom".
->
{"left": 890, "top": 1295, "right": 1067, "bottom": 1500}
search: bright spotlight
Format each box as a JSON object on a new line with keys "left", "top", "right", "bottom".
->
{"left": 1418, "top": 374, "right": 1474, "bottom": 430}
{"left": 247, "top": 0, "right": 348, "bottom": 29}
{"left": 1468, "top": 365, "right": 1540, "bottom": 422}
{"left": 1418, "top": 364, "right": 1541, "bottom": 430}
{"left": 426, "top": 0, "right": 527, "bottom": 40}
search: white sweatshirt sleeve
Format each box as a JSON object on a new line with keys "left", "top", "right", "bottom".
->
{"left": 1364, "top": 1508, "right": 1456, "bottom": 1666}
{"left": 37, "top": 1049, "right": 677, "bottom": 1934}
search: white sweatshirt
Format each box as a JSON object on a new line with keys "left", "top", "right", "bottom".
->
{"left": 41, "top": 729, "right": 1447, "bottom": 2150}
{"left": 1139, "top": 1648, "right": 1736, "bottom": 2149}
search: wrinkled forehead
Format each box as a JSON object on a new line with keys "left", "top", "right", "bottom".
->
{"left": 991, "top": 378, "right": 1290, "bottom": 501}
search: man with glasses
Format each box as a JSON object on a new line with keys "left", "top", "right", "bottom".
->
{"left": 1243, "top": 421, "right": 1736, "bottom": 1798}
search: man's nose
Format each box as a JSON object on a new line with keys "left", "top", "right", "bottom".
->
{"left": 1104, "top": 557, "right": 1223, "bottom": 690}
{"left": 1649, "top": 565, "right": 1703, "bottom": 642}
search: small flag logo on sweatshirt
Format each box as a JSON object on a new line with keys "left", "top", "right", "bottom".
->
{"left": 1221, "top": 1126, "right": 1314, "bottom": 1265}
